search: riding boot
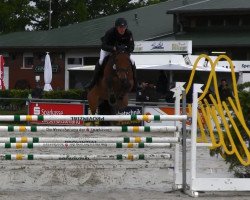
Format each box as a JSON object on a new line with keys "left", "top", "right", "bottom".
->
{"left": 85, "top": 62, "right": 102, "bottom": 89}
{"left": 131, "top": 63, "right": 137, "bottom": 92}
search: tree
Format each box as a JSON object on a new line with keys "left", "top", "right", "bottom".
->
{"left": 0, "top": 0, "right": 35, "bottom": 33}
{"left": 86, "top": 0, "right": 165, "bottom": 19}
{"left": 32, "top": 0, "right": 88, "bottom": 30}
{"left": 0, "top": 0, "right": 169, "bottom": 33}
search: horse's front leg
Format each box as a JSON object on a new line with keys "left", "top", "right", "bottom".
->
{"left": 106, "top": 77, "right": 117, "bottom": 106}
{"left": 118, "top": 94, "right": 129, "bottom": 111}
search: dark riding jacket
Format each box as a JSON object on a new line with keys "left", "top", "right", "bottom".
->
{"left": 101, "top": 27, "right": 134, "bottom": 53}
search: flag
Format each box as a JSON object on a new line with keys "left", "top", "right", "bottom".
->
{"left": 0, "top": 55, "right": 5, "bottom": 90}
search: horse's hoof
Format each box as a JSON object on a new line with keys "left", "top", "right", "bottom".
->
{"left": 109, "top": 94, "right": 116, "bottom": 106}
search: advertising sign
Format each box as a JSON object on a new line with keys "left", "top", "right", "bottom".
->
{"left": 134, "top": 41, "right": 192, "bottom": 54}
{"left": 29, "top": 102, "right": 84, "bottom": 125}
{"left": 84, "top": 104, "right": 143, "bottom": 126}
{"left": 116, "top": 105, "right": 143, "bottom": 126}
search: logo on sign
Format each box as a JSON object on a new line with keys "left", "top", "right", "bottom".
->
{"left": 151, "top": 42, "right": 164, "bottom": 50}
{"left": 242, "top": 64, "right": 250, "bottom": 68}
{"left": 34, "top": 104, "right": 40, "bottom": 115}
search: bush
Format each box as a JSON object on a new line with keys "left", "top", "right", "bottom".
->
{"left": 210, "top": 82, "right": 250, "bottom": 177}
{"left": 0, "top": 89, "right": 87, "bottom": 100}
{"left": 43, "top": 89, "right": 87, "bottom": 100}
{"left": 0, "top": 89, "right": 87, "bottom": 116}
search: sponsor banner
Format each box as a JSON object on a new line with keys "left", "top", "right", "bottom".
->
{"left": 134, "top": 41, "right": 192, "bottom": 54}
{"left": 84, "top": 104, "right": 143, "bottom": 126}
{"left": 29, "top": 102, "right": 84, "bottom": 125}
{"left": 220, "top": 60, "right": 250, "bottom": 72}
{"left": 116, "top": 105, "right": 143, "bottom": 126}
{"left": 0, "top": 55, "right": 5, "bottom": 90}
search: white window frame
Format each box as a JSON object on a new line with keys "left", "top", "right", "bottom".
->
{"left": 22, "top": 52, "right": 34, "bottom": 69}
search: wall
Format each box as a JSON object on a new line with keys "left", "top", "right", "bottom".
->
{"left": 5, "top": 51, "right": 65, "bottom": 90}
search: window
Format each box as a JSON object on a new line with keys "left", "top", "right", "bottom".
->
{"left": 67, "top": 57, "right": 83, "bottom": 65}
{"left": 226, "top": 16, "right": 239, "bottom": 26}
{"left": 196, "top": 17, "right": 208, "bottom": 27}
{"left": 241, "top": 15, "right": 250, "bottom": 26}
{"left": 23, "top": 53, "right": 34, "bottom": 69}
{"left": 210, "top": 18, "right": 224, "bottom": 26}
{"left": 84, "top": 57, "right": 99, "bottom": 65}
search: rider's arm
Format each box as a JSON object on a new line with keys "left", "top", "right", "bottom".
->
{"left": 126, "top": 30, "right": 134, "bottom": 53}
{"left": 101, "top": 29, "right": 116, "bottom": 52}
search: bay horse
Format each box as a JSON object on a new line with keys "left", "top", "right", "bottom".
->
{"left": 87, "top": 51, "right": 134, "bottom": 116}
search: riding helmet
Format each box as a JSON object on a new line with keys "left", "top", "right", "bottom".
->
{"left": 115, "top": 18, "right": 127, "bottom": 28}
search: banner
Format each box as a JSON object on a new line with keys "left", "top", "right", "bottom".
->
{"left": 0, "top": 55, "right": 5, "bottom": 90}
{"left": 116, "top": 105, "right": 143, "bottom": 126}
{"left": 29, "top": 102, "right": 84, "bottom": 125}
{"left": 134, "top": 41, "right": 192, "bottom": 54}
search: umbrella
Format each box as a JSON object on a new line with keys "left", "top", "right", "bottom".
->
{"left": 43, "top": 52, "right": 53, "bottom": 91}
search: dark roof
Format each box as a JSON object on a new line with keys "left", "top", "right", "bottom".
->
{"left": 168, "top": 0, "right": 250, "bottom": 14}
{"left": 0, "top": 0, "right": 204, "bottom": 49}
{"left": 158, "top": 31, "right": 250, "bottom": 47}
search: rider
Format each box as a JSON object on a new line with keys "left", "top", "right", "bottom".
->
{"left": 85, "top": 17, "right": 136, "bottom": 89}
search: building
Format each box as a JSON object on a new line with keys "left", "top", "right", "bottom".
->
{"left": 0, "top": 0, "right": 249, "bottom": 90}
{"left": 166, "top": 0, "right": 250, "bottom": 59}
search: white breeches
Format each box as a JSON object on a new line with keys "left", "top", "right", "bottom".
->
{"left": 99, "top": 49, "right": 135, "bottom": 65}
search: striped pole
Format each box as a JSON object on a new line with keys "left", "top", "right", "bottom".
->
{"left": 0, "top": 115, "right": 187, "bottom": 122}
{"left": 0, "top": 125, "right": 178, "bottom": 133}
{"left": 0, "top": 153, "right": 171, "bottom": 160}
{"left": 0, "top": 137, "right": 179, "bottom": 144}
{"left": 1, "top": 142, "right": 171, "bottom": 149}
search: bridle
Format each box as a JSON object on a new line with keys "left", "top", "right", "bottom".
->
{"left": 111, "top": 51, "right": 131, "bottom": 79}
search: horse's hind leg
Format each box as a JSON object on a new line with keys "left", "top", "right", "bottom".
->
{"left": 87, "top": 89, "right": 99, "bottom": 115}
{"left": 87, "top": 90, "right": 100, "bottom": 126}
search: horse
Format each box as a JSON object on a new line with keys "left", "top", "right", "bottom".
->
{"left": 87, "top": 51, "right": 134, "bottom": 116}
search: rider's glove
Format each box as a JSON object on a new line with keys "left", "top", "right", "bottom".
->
{"left": 116, "top": 44, "right": 128, "bottom": 52}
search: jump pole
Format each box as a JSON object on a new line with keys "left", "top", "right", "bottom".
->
{"left": 0, "top": 153, "right": 172, "bottom": 160}
{"left": 0, "top": 136, "right": 179, "bottom": 144}
{"left": 1, "top": 142, "right": 172, "bottom": 149}
{"left": 0, "top": 115, "right": 187, "bottom": 122}
{"left": 0, "top": 125, "right": 178, "bottom": 133}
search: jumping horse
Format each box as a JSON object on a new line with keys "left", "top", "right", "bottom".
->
{"left": 87, "top": 51, "right": 134, "bottom": 116}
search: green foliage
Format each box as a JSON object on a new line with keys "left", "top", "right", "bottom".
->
{"left": 210, "top": 82, "right": 250, "bottom": 177}
{"left": 0, "top": 89, "right": 30, "bottom": 107}
{"left": 32, "top": 0, "right": 88, "bottom": 30}
{"left": 0, "top": 0, "right": 170, "bottom": 32}
{"left": 42, "top": 89, "right": 87, "bottom": 100}
{"left": 0, "top": 89, "right": 86, "bottom": 100}
{"left": 0, "top": 0, "right": 35, "bottom": 33}
{"left": 0, "top": 89, "right": 86, "bottom": 117}
{"left": 86, "top": 0, "right": 168, "bottom": 19}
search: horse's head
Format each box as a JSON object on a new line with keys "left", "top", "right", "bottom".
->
{"left": 88, "top": 51, "right": 134, "bottom": 115}
{"left": 110, "top": 51, "right": 133, "bottom": 91}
